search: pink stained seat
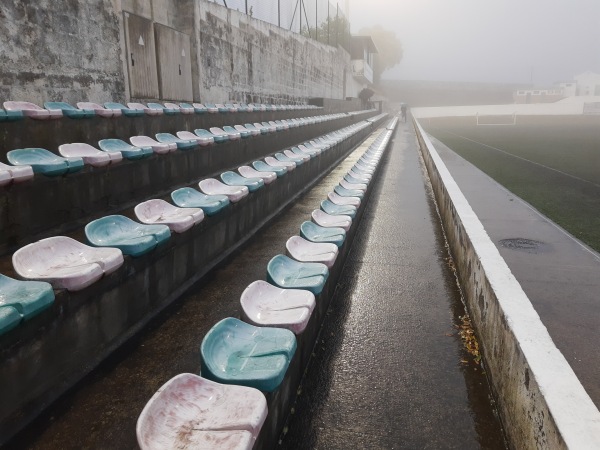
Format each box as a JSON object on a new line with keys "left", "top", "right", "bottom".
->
{"left": 327, "top": 192, "right": 361, "bottom": 207}
{"left": 240, "top": 280, "right": 315, "bottom": 334}
{"left": 0, "top": 162, "right": 34, "bottom": 185}
{"left": 285, "top": 235, "right": 338, "bottom": 269}
{"left": 76, "top": 102, "right": 121, "bottom": 118}
{"left": 134, "top": 199, "right": 204, "bottom": 233}
{"left": 199, "top": 178, "right": 249, "bottom": 203}
{"left": 136, "top": 373, "right": 267, "bottom": 450}
{"left": 12, "top": 236, "right": 123, "bottom": 291}
{"left": 130, "top": 136, "right": 176, "bottom": 154}
{"left": 163, "top": 102, "right": 188, "bottom": 114}
{"left": 176, "top": 130, "right": 213, "bottom": 146}
{"left": 311, "top": 209, "right": 352, "bottom": 231}
{"left": 58, "top": 143, "right": 120, "bottom": 167}
{"left": 238, "top": 165, "right": 276, "bottom": 184}
{"left": 3, "top": 101, "right": 61, "bottom": 120}
{"left": 284, "top": 149, "right": 309, "bottom": 163}
{"left": 339, "top": 178, "right": 367, "bottom": 191}
{"left": 264, "top": 156, "right": 295, "bottom": 171}
{"left": 127, "top": 102, "right": 162, "bottom": 116}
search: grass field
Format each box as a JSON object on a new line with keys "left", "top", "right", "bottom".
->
{"left": 424, "top": 116, "right": 600, "bottom": 252}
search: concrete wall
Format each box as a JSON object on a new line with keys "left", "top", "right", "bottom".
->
{"left": 414, "top": 119, "right": 600, "bottom": 449}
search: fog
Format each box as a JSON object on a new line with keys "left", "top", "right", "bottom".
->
{"left": 350, "top": 0, "right": 600, "bottom": 86}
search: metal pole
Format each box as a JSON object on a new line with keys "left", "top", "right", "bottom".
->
{"left": 278, "top": 0, "right": 281, "bottom": 27}
{"left": 300, "top": 0, "right": 302, "bottom": 33}
{"left": 302, "top": 0, "right": 311, "bottom": 37}
{"left": 327, "top": 1, "right": 330, "bottom": 45}
{"left": 336, "top": 3, "right": 338, "bottom": 47}
{"left": 316, "top": 0, "right": 318, "bottom": 41}
{"left": 245, "top": 0, "right": 248, "bottom": 14}
{"left": 290, "top": 0, "right": 299, "bottom": 30}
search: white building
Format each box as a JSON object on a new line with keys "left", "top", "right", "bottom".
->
{"left": 574, "top": 71, "right": 600, "bottom": 96}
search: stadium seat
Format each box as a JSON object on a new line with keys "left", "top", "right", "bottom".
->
{"left": 299, "top": 221, "right": 345, "bottom": 248}
{"left": 13, "top": 236, "right": 123, "bottom": 291}
{"left": 339, "top": 179, "right": 367, "bottom": 191}
{"left": 311, "top": 209, "right": 352, "bottom": 231}
{"left": 0, "top": 108, "right": 24, "bottom": 121}
{"left": 285, "top": 236, "right": 338, "bottom": 269}
{"left": 232, "top": 125, "right": 253, "bottom": 138}
{"left": 76, "top": 102, "right": 121, "bottom": 118}
{"left": 0, "top": 305, "right": 21, "bottom": 336}
{"left": 195, "top": 128, "right": 227, "bottom": 144}
{"left": 264, "top": 156, "right": 295, "bottom": 171}
{"left": 274, "top": 152, "right": 303, "bottom": 166}
{"left": 334, "top": 185, "right": 364, "bottom": 199}
{"left": 98, "top": 139, "right": 153, "bottom": 160}
{"left": 148, "top": 102, "right": 178, "bottom": 115}
{"left": 284, "top": 149, "right": 309, "bottom": 163}
{"left": 267, "top": 254, "right": 329, "bottom": 295}
{"left": 127, "top": 102, "right": 162, "bottom": 116}
{"left": 199, "top": 179, "right": 249, "bottom": 203}
{"left": 210, "top": 127, "right": 240, "bottom": 141}
{"left": 104, "top": 102, "right": 144, "bottom": 117}
{"left": 244, "top": 123, "right": 265, "bottom": 135}
{"left": 171, "top": 188, "right": 229, "bottom": 216}
{"left": 296, "top": 144, "right": 320, "bottom": 156}
{"left": 58, "top": 143, "right": 120, "bottom": 167}
{"left": 130, "top": 136, "right": 176, "bottom": 154}
{"left": 201, "top": 103, "right": 219, "bottom": 114}
{"left": 320, "top": 199, "right": 356, "bottom": 218}
{"left": 254, "top": 122, "right": 274, "bottom": 133}
{"left": 155, "top": 133, "right": 197, "bottom": 151}
{"left": 85, "top": 215, "right": 170, "bottom": 257}
{"left": 346, "top": 170, "right": 371, "bottom": 183}
{"left": 0, "top": 162, "right": 34, "bottom": 185}
{"left": 220, "top": 171, "right": 264, "bottom": 192}
{"left": 240, "top": 280, "right": 315, "bottom": 334}
{"left": 7, "top": 148, "right": 83, "bottom": 176}
{"left": 43, "top": 102, "right": 94, "bottom": 119}
{"left": 3, "top": 101, "right": 61, "bottom": 120}
{"left": 201, "top": 317, "right": 296, "bottom": 392}
{"left": 252, "top": 160, "right": 287, "bottom": 177}
{"left": 136, "top": 373, "right": 267, "bottom": 450}
{"left": 190, "top": 103, "right": 208, "bottom": 114}
{"left": 176, "top": 130, "right": 213, "bottom": 146}
{"left": 327, "top": 192, "right": 361, "bottom": 207}
{"left": 164, "top": 102, "right": 193, "bottom": 114}
{"left": 238, "top": 165, "right": 277, "bottom": 184}
{"left": 0, "top": 274, "right": 54, "bottom": 333}
{"left": 134, "top": 199, "right": 204, "bottom": 233}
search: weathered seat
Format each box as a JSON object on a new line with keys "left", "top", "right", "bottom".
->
{"left": 320, "top": 199, "right": 356, "bottom": 218}
{"left": 210, "top": 127, "right": 239, "bottom": 141}
{"left": 327, "top": 191, "right": 361, "bottom": 207}
{"left": 3, "top": 101, "right": 61, "bottom": 120}
{"left": 232, "top": 125, "right": 253, "bottom": 138}
{"left": 58, "top": 143, "right": 120, "bottom": 167}
{"left": 0, "top": 274, "right": 54, "bottom": 335}
{"left": 264, "top": 156, "right": 295, "bottom": 171}
{"left": 238, "top": 165, "right": 277, "bottom": 184}
{"left": 85, "top": 215, "right": 170, "bottom": 257}
{"left": 267, "top": 254, "right": 329, "bottom": 295}
{"left": 254, "top": 122, "right": 274, "bottom": 133}
{"left": 191, "top": 103, "right": 208, "bottom": 114}
{"left": 171, "top": 188, "right": 230, "bottom": 216}
{"left": 177, "top": 130, "right": 213, "bottom": 146}
{"left": 104, "top": 102, "right": 144, "bottom": 117}
{"left": 334, "top": 185, "right": 364, "bottom": 199}
{"left": 98, "top": 139, "right": 153, "bottom": 160}
{"left": 0, "top": 108, "right": 24, "bottom": 121}
{"left": 195, "top": 128, "right": 227, "bottom": 144}
{"left": 199, "top": 179, "right": 249, "bottom": 203}
{"left": 7, "top": 148, "right": 83, "bottom": 176}
{"left": 339, "top": 178, "right": 367, "bottom": 191}
{"left": 164, "top": 102, "right": 193, "bottom": 114}
{"left": 13, "top": 236, "right": 123, "bottom": 291}
{"left": 285, "top": 236, "right": 338, "bottom": 269}
{"left": 148, "top": 102, "right": 178, "bottom": 115}
{"left": 155, "top": 133, "right": 197, "bottom": 151}
{"left": 240, "top": 280, "right": 315, "bottom": 334}
{"left": 220, "top": 171, "right": 264, "bottom": 192}
{"left": 275, "top": 152, "right": 303, "bottom": 166}
{"left": 296, "top": 144, "right": 320, "bottom": 156}
{"left": 76, "top": 102, "right": 121, "bottom": 118}
{"left": 311, "top": 209, "right": 352, "bottom": 231}
{"left": 299, "top": 221, "right": 345, "bottom": 248}
{"left": 0, "top": 162, "right": 34, "bottom": 185}
{"left": 176, "top": 102, "right": 196, "bottom": 114}
{"left": 44, "top": 101, "right": 94, "bottom": 119}
{"left": 130, "top": 136, "right": 176, "bottom": 154}
{"left": 136, "top": 373, "right": 267, "bottom": 450}
{"left": 134, "top": 199, "right": 204, "bottom": 233}
{"left": 244, "top": 123, "right": 266, "bottom": 135}
{"left": 202, "top": 103, "right": 219, "bottom": 114}
{"left": 253, "top": 160, "right": 287, "bottom": 177}
{"left": 284, "top": 149, "right": 309, "bottom": 163}
{"left": 214, "top": 103, "right": 231, "bottom": 113}
{"left": 201, "top": 317, "right": 296, "bottom": 392}
{"left": 346, "top": 170, "right": 371, "bottom": 183}
{"left": 128, "top": 102, "right": 162, "bottom": 116}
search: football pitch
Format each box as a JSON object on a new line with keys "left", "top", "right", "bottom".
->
{"left": 423, "top": 115, "right": 600, "bottom": 252}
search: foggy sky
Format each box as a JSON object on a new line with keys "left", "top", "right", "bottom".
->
{"left": 350, "top": 0, "right": 600, "bottom": 86}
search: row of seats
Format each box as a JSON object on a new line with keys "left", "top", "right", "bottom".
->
{"left": 0, "top": 101, "right": 321, "bottom": 121}
{"left": 0, "top": 121, "right": 371, "bottom": 337}
{"left": 0, "top": 113, "right": 349, "bottom": 181}
{"left": 135, "top": 117, "right": 397, "bottom": 450}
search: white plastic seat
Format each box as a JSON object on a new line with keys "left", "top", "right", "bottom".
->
{"left": 284, "top": 149, "right": 309, "bottom": 163}
{"left": 235, "top": 124, "right": 259, "bottom": 137}
{"left": 327, "top": 192, "right": 361, "bottom": 207}
{"left": 0, "top": 162, "right": 34, "bottom": 184}
{"left": 134, "top": 199, "right": 204, "bottom": 233}
{"left": 285, "top": 236, "right": 338, "bottom": 269}
{"left": 199, "top": 178, "right": 249, "bottom": 202}
{"left": 163, "top": 102, "right": 192, "bottom": 114}
{"left": 238, "top": 165, "right": 277, "bottom": 184}
{"left": 176, "top": 130, "right": 213, "bottom": 146}
{"left": 339, "top": 179, "right": 367, "bottom": 191}
{"left": 311, "top": 209, "right": 352, "bottom": 231}
{"left": 130, "top": 136, "right": 175, "bottom": 154}
{"left": 264, "top": 156, "right": 295, "bottom": 171}
{"left": 127, "top": 102, "right": 162, "bottom": 116}
{"left": 13, "top": 236, "right": 123, "bottom": 291}
{"left": 136, "top": 373, "right": 267, "bottom": 450}
{"left": 76, "top": 102, "right": 121, "bottom": 118}
{"left": 240, "top": 280, "right": 315, "bottom": 334}
{"left": 3, "top": 101, "right": 61, "bottom": 120}
{"left": 58, "top": 143, "right": 121, "bottom": 167}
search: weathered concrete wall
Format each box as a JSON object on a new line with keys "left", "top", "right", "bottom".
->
{"left": 0, "top": 0, "right": 126, "bottom": 103}
{"left": 414, "top": 119, "right": 600, "bottom": 449}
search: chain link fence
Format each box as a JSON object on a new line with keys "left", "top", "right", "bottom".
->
{"left": 208, "top": 0, "right": 351, "bottom": 52}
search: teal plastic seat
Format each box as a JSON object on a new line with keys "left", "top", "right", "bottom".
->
{"left": 171, "top": 187, "right": 229, "bottom": 216}
{"left": 148, "top": 102, "right": 178, "bottom": 115}
{"left": 200, "top": 317, "right": 296, "bottom": 392}
{"left": 44, "top": 102, "right": 94, "bottom": 119}
{"left": 335, "top": 185, "right": 364, "bottom": 199}
{"left": 0, "top": 109, "right": 24, "bottom": 122}
{"left": 267, "top": 254, "right": 329, "bottom": 295}
{"left": 104, "top": 102, "right": 143, "bottom": 117}
{"left": 224, "top": 125, "right": 250, "bottom": 139}
{"left": 98, "top": 139, "right": 153, "bottom": 160}
{"left": 275, "top": 152, "right": 303, "bottom": 166}
{"left": 220, "top": 171, "right": 264, "bottom": 192}
{"left": 7, "top": 148, "right": 83, "bottom": 176}
{"left": 246, "top": 123, "right": 268, "bottom": 135}
{"left": 0, "top": 275, "right": 54, "bottom": 335}
{"left": 300, "top": 221, "right": 345, "bottom": 248}
{"left": 195, "top": 128, "right": 227, "bottom": 144}
{"left": 85, "top": 215, "right": 170, "bottom": 257}
{"left": 253, "top": 160, "right": 286, "bottom": 177}
{"left": 155, "top": 133, "right": 197, "bottom": 150}
{"left": 320, "top": 199, "right": 357, "bottom": 218}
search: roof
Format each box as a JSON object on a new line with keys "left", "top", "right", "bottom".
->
{"left": 351, "top": 35, "right": 378, "bottom": 54}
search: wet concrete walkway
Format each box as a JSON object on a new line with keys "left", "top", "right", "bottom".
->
{"left": 6, "top": 123, "right": 506, "bottom": 449}
{"left": 279, "top": 122, "right": 506, "bottom": 449}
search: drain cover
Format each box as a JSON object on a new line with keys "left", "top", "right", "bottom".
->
{"left": 499, "top": 238, "right": 548, "bottom": 254}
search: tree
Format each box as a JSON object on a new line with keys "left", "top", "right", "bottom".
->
{"left": 358, "top": 25, "right": 403, "bottom": 84}
{"left": 300, "top": 14, "right": 351, "bottom": 51}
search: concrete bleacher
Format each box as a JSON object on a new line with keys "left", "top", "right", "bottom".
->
{"left": 0, "top": 100, "right": 383, "bottom": 443}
